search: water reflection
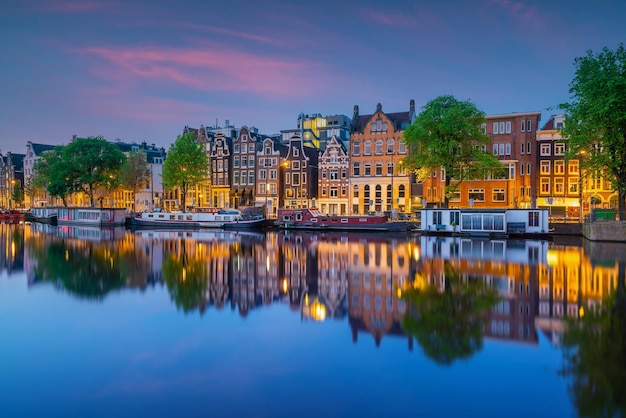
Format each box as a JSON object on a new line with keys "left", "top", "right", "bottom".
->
{"left": 7, "top": 224, "right": 622, "bottom": 353}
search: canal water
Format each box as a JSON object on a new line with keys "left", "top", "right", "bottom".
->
{"left": 1, "top": 223, "right": 624, "bottom": 418}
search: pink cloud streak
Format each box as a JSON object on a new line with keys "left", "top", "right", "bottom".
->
{"left": 78, "top": 45, "right": 328, "bottom": 97}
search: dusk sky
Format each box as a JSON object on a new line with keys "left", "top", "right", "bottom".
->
{"left": 1, "top": 0, "right": 625, "bottom": 152}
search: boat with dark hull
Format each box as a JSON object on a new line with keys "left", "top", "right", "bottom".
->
{"left": 275, "top": 208, "right": 410, "bottom": 232}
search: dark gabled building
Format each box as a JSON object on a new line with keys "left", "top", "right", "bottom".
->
{"left": 282, "top": 135, "right": 318, "bottom": 209}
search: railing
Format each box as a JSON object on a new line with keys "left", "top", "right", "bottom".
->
{"left": 587, "top": 209, "right": 626, "bottom": 223}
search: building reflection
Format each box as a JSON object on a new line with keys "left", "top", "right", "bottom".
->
{"left": 6, "top": 224, "right": 623, "bottom": 352}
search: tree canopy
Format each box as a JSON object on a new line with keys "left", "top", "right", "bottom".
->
{"left": 402, "top": 95, "right": 504, "bottom": 208}
{"left": 162, "top": 132, "right": 209, "bottom": 210}
{"left": 119, "top": 150, "right": 151, "bottom": 212}
{"left": 561, "top": 43, "right": 626, "bottom": 213}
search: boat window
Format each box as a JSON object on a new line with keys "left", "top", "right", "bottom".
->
{"left": 341, "top": 219, "right": 348, "bottom": 223}
{"left": 186, "top": 215, "right": 192, "bottom": 220}
{"left": 169, "top": 215, "right": 175, "bottom": 220}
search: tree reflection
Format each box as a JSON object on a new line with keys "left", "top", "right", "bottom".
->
{"left": 31, "top": 241, "right": 126, "bottom": 299}
{"left": 162, "top": 247, "right": 210, "bottom": 314}
{"left": 561, "top": 262, "right": 626, "bottom": 417}
{"left": 401, "top": 261, "right": 499, "bottom": 366}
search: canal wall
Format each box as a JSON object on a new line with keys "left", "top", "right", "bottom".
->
{"left": 582, "top": 221, "right": 626, "bottom": 242}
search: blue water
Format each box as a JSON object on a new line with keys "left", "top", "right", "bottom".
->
{"left": 0, "top": 225, "right": 591, "bottom": 418}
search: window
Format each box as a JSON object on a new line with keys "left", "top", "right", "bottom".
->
{"left": 330, "top": 187, "right": 338, "bottom": 197}
{"left": 387, "top": 163, "right": 394, "bottom": 175}
{"left": 540, "top": 178, "right": 550, "bottom": 194}
{"left": 375, "top": 163, "right": 383, "bottom": 176}
{"left": 481, "top": 123, "right": 486, "bottom": 134}
{"left": 540, "top": 143, "right": 551, "bottom": 156}
{"left": 554, "top": 160, "right": 565, "bottom": 174}
{"left": 330, "top": 170, "right": 338, "bottom": 180}
{"left": 321, "top": 170, "right": 327, "bottom": 179}
{"left": 493, "top": 122, "right": 499, "bottom": 134}
{"left": 398, "top": 141, "right": 407, "bottom": 154}
{"left": 520, "top": 163, "right": 524, "bottom": 175}
{"left": 569, "top": 160, "right": 579, "bottom": 174}
{"left": 302, "top": 173, "right": 306, "bottom": 184}
{"left": 505, "top": 121, "right": 511, "bottom": 133}
{"left": 521, "top": 120, "right": 525, "bottom": 132}
{"left": 364, "top": 163, "right": 372, "bottom": 176}
{"left": 249, "top": 172, "right": 254, "bottom": 185}
{"left": 555, "top": 178, "right": 565, "bottom": 194}
{"left": 529, "top": 211, "right": 540, "bottom": 227}
{"left": 240, "top": 171, "right": 247, "bottom": 184}
{"left": 521, "top": 142, "right": 525, "bottom": 154}
{"left": 353, "top": 141, "right": 360, "bottom": 156}
{"left": 505, "top": 143, "right": 511, "bottom": 155}
{"left": 292, "top": 161, "right": 300, "bottom": 170}
{"left": 555, "top": 143, "right": 565, "bottom": 155}
{"left": 540, "top": 161, "right": 551, "bottom": 174}
{"left": 293, "top": 148, "right": 299, "bottom": 157}
{"left": 375, "top": 140, "right": 383, "bottom": 155}
{"left": 387, "top": 139, "right": 394, "bottom": 154}
{"left": 527, "top": 120, "right": 532, "bottom": 132}
{"left": 527, "top": 163, "right": 531, "bottom": 175}
{"left": 292, "top": 173, "right": 300, "bottom": 185}
{"left": 500, "top": 122, "right": 505, "bottom": 134}
{"left": 353, "top": 185, "right": 359, "bottom": 198}
{"left": 499, "top": 144, "right": 505, "bottom": 155}
{"left": 569, "top": 178, "right": 579, "bottom": 194}
{"left": 234, "top": 144, "right": 240, "bottom": 153}
{"left": 432, "top": 211, "right": 442, "bottom": 225}
{"left": 321, "top": 186, "right": 327, "bottom": 196}
{"left": 364, "top": 141, "right": 371, "bottom": 155}
{"left": 234, "top": 172, "right": 240, "bottom": 185}
{"left": 493, "top": 144, "right": 498, "bottom": 155}
{"left": 468, "top": 189, "right": 485, "bottom": 202}
{"left": 527, "top": 142, "right": 532, "bottom": 154}
{"left": 234, "top": 157, "right": 240, "bottom": 168}
{"left": 492, "top": 188, "right": 505, "bottom": 202}
{"left": 353, "top": 163, "right": 360, "bottom": 176}
{"left": 241, "top": 144, "right": 247, "bottom": 153}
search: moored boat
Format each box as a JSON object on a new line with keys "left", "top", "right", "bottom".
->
{"left": 57, "top": 207, "right": 128, "bottom": 226}
{"left": 132, "top": 208, "right": 265, "bottom": 229}
{"left": 275, "top": 208, "right": 409, "bottom": 232}
{"left": 30, "top": 207, "right": 58, "bottom": 225}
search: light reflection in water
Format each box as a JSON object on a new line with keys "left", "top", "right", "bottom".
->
{"left": 7, "top": 223, "right": 618, "bottom": 346}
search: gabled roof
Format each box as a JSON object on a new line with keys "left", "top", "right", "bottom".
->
{"left": 31, "top": 143, "right": 57, "bottom": 155}
{"left": 350, "top": 102, "right": 413, "bottom": 134}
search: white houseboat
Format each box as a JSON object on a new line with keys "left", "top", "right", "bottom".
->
{"left": 132, "top": 208, "right": 265, "bottom": 229}
{"left": 31, "top": 207, "right": 58, "bottom": 225}
{"left": 56, "top": 207, "right": 128, "bottom": 226}
{"left": 420, "top": 208, "right": 549, "bottom": 237}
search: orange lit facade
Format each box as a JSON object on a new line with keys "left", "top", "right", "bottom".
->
{"left": 421, "top": 112, "right": 541, "bottom": 209}
{"left": 349, "top": 102, "right": 415, "bottom": 215}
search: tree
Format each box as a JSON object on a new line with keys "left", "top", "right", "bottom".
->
{"left": 11, "top": 182, "right": 23, "bottom": 208}
{"left": 402, "top": 95, "right": 505, "bottom": 208}
{"left": 119, "top": 150, "right": 151, "bottom": 212}
{"left": 32, "top": 148, "right": 72, "bottom": 206}
{"left": 62, "top": 136, "right": 126, "bottom": 206}
{"left": 561, "top": 43, "right": 626, "bottom": 214}
{"left": 401, "top": 261, "right": 499, "bottom": 366}
{"left": 162, "top": 132, "right": 209, "bottom": 210}
{"left": 561, "top": 264, "right": 626, "bottom": 417}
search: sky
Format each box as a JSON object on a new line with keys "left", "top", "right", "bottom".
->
{"left": 1, "top": 0, "right": 625, "bottom": 153}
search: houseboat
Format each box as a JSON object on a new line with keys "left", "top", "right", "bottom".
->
{"left": 275, "top": 208, "right": 411, "bottom": 232}
{"left": 420, "top": 208, "right": 549, "bottom": 237}
{"left": 30, "top": 207, "right": 58, "bottom": 225}
{"left": 56, "top": 207, "right": 128, "bottom": 226}
{"left": 0, "top": 209, "right": 25, "bottom": 223}
{"left": 131, "top": 208, "right": 265, "bottom": 229}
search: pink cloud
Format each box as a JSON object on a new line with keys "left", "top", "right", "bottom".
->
{"left": 77, "top": 45, "right": 329, "bottom": 97}
{"left": 364, "top": 11, "right": 416, "bottom": 27}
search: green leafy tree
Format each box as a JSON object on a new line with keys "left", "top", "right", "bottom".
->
{"left": 561, "top": 264, "right": 626, "bottom": 417}
{"left": 403, "top": 95, "right": 505, "bottom": 208}
{"left": 119, "top": 150, "right": 151, "bottom": 212}
{"left": 401, "top": 261, "right": 499, "bottom": 366}
{"left": 62, "top": 136, "right": 126, "bottom": 206}
{"left": 162, "top": 132, "right": 209, "bottom": 210}
{"left": 32, "top": 148, "right": 72, "bottom": 206}
{"left": 561, "top": 43, "right": 626, "bottom": 214}
{"left": 11, "top": 182, "right": 23, "bottom": 207}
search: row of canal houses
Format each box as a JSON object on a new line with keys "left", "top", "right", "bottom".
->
{"left": 1, "top": 100, "right": 617, "bottom": 217}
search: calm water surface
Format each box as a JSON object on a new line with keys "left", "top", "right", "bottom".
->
{"left": 1, "top": 223, "right": 624, "bottom": 418}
